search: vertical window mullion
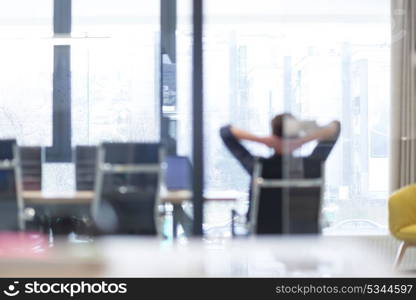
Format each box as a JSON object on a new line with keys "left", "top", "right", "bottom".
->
{"left": 192, "top": 0, "right": 204, "bottom": 236}
{"left": 161, "top": 0, "right": 177, "bottom": 155}
{"left": 46, "top": 0, "right": 72, "bottom": 162}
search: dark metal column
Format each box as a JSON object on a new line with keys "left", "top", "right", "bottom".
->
{"left": 160, "top": 0, "right": 178, "bottom": 155}
{"left": 161, "top": 0, "right": 176, "bottom": 63}
{"left": 53, "top": 0, "right": 71, "bottom": 35}
{"left": 46, "top": 46, "right": 72, "bottom": 162}
{"left": 46, "top": 0, "right": 72, "bottom": 162}
{"left": 192, "top": 0, "right": 204, "bottom": 236}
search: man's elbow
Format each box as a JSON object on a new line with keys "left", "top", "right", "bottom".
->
{"left": 219, "top": 125, "right": 232, "bottom": 140}
{"left": 330, "top": 120, "right": 341, "bottom": 139}
{"left": 333, "top": 120, "right": 341, "bottom": 132}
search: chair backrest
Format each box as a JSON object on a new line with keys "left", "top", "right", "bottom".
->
{"left": 92, "top": 143, "right": 163, "bottom": 235}
{"left": 165, "top": 155, "right": 192, "bottom": 191}
{"left": 0, "top": 140, "right": 15, "bottom": 161}
{"left": 250, "top": 156, "right": 324, "bottom": 235}
{"left": 103, "top": 142, "right": 160, "bottom": 164}
{"left": 19, "top": 146, "right": 42, "bottom": 191}
{"left": 389, "top": 184, "right": 416, "bottom": 239}
{"left": 0, "top": 139, "right": 23, "bottom": 231}
{"left": 75, "top": 146, "right": 97, "bottom": 191}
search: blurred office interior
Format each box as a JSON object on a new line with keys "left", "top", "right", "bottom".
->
{"left": 0, "top": 0, "right": 414, "bottom": 277}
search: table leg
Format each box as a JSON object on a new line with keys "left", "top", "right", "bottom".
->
{"left": 172, "top": 204, "right": 179, "bottom": 239}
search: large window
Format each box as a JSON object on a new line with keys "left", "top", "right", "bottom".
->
{"left": 72, "top": 0, "right": 160, "bottom": 145}
{"left": 0, "top": 0, "right": 53, "bottom": 146}
{"left": 0, "top": 0, "right": 161, "bottom": 192}
{"left": 0, "top": 1, "right": 161, "bottom": 147}
{"left": 200, "top": 0, "right": 391, "bottom": 232}
{"left": 177, "top": 0, "right": 193, "bottom": 158}
{"left": 0, "top": 0, "right": 391, "bottom": 234}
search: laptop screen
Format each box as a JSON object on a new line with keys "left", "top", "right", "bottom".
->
{"left": 165, "top": 156, "right": 192, "bottom": 191}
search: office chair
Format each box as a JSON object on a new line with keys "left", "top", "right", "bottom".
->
{"left": 389, "top": 184, "right": 416, "bottom": 268}
{"left": 75, "top": 146, "right": 98, "bottom": 191}
{"left": 0, "top": 139, "right": 24, "bottom": 231}
{"left": 19, "top": 146, "right": 42, "bottom": 191}
{"left": 36, "top": 146, "right": 99, "bottom": 236}
{"left": 232, "top": 157, "right": 324, "bottom": 236}
{"left": 92, "top": 142, "right": 164, "bottom": 236}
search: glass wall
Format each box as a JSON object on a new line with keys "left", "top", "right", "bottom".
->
{"left": 0, "top": 0, "right": 392, "bottom": 235}
{"left": 177, "top": 0, "right": 193, "bottom": 158}
{"left": 72, "top": 0, "right": 160, "bottom": 145}
{"left": 0, "top": 0, "right": 53, "bottom": 146}
{"left": 202, "top": 0, "right": 391, "bottom": 233}
{"left": 0, "top": 0, "right": 161, "bottom": 192}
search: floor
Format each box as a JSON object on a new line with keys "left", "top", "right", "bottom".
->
{"left": 181, "top": 201, "right": 416, "bottom": 276}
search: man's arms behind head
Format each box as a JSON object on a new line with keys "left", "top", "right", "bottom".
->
{"left": 226, "top": 120, "right": 340, "bottom": 155}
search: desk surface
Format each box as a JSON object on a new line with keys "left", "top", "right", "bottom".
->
{"left": 22, "top": 190, "right": 192, "bottom": 205}
{"left": 23, "top": 191, "right": 95, "bottom": 205}
{"left": 22, "top": 190, "right": 240, "bottom": 205}
{"left": 0, "top": 236, "right": 399, "bottom": 277}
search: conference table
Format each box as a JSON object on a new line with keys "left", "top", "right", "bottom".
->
{"left": 23, "top": 191, "right": 95, "bottom": 205}
{"left": 0, "top": 235, "right": 399, "bottom": 277}
{"left": 22, "top": 190, "right": 239, "bottom": 205}
{"left": 22, "top": 190, "right": 239, "bottom": 238}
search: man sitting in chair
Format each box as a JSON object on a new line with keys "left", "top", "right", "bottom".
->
{"left": 220, "top": 113, "right": 340, "bottom": 234}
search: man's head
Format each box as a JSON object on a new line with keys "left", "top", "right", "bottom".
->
{"left": 271, "top": 113, "right": 296, "bottom": 138}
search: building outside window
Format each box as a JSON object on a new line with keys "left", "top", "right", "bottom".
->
{"left": 195, "top": 0, "right": 391, "bottom": 233}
